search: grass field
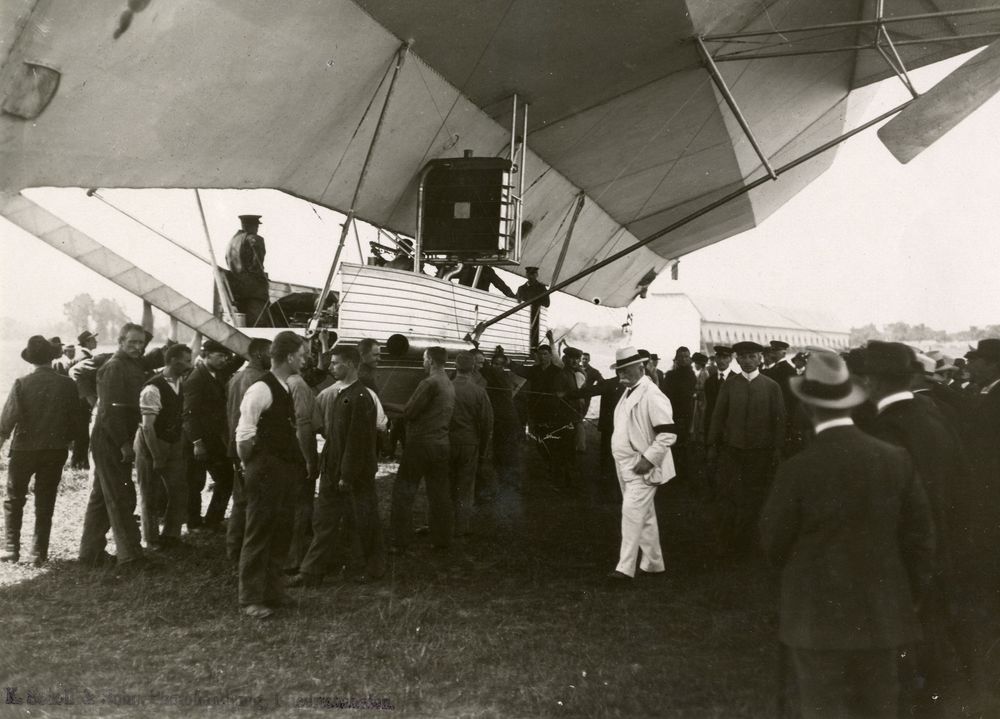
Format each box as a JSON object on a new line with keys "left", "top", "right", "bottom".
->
{"left": 1, "top": 436, "right": 790, "bottom": 718}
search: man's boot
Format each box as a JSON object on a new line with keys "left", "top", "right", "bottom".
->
{"left": 1, "top": 514, "right": 21, "bottom": 562}
{"left": 27, "top": 517, "right": 52, "bottom": 567}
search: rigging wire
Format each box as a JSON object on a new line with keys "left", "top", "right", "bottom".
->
{"left": 383, "top": 0, "right": 518, "bottom": 225}
{"left": 318, "top": 52, "right": 396, "bottom": 202}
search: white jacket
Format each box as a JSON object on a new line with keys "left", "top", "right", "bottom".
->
{"left": 611, "top": 375, "right": 677, "bottom": 485}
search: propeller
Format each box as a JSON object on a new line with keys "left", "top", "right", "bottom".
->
{"left": 878, "top": 37, "right": 1000, "bottom": 164}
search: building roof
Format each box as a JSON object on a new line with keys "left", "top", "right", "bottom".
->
{"left": 658, "top": 293, "right": 848, "bottom": 334}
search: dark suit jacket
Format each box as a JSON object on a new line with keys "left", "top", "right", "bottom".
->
{"left": 324, "top": 379, "right": 378, "bottom": 484}
{"left": 182, "top": 364, "right": 230, "bottom": 459}
{"left": 760, "top": 425, "right": 934, "bottom": 650}
{"left": 963, "top": 384, "right": 1000, "bottom": 553}
{"left": 708, "top": 373, "right": 785, "bottom": 450}
{"left": 867, "top": 398, "right": 969, "bottom": 571}
{"left": 703, "top": 370, "right": 728, "bottom": 438}
{"left": 661, "top": 367, "right": 695, "bottom": 435}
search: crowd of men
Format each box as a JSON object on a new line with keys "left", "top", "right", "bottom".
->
{"left": 1, "top": 323, "right": 998, "bottom": 716}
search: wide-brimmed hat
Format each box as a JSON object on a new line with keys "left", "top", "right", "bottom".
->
{"left": 789, "top": 351, "right": 868, "bottom": 409}
{"left": 77, "top": 330, "right": 98, "bottom": 344}
{"left": 22, "top": 335, "right": 60, "bottom": 364}
{"left": 610, "top": 346, "right": 647, "bottom": 370}
{"left": 858, "top": 341, "right": 916, "bottom": 376}
{"left": 732, "top": 341, "right": 765, "bottom": 354}
{"left": 966, "top": 338, "right": 1000, "bottom": 363}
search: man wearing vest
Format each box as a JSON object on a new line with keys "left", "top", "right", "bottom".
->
{"left": 235, "top": 331, "right": 314, "bottom": 619}
{"left": 134, "top": 343, "right": 192, "bottom": 550}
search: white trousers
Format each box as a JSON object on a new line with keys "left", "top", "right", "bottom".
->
{"left": 614, "top": 460, "right": 665, "bottom": 576}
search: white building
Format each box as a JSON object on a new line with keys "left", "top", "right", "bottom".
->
{"left": 628, "top": 291, "right": 850, "bottom": 357}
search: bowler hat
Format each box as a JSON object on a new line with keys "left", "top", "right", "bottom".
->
{"left": 48, "top": 336, "right": 63, "bottom": 347}
{"left": 966, "top": 338, "right": 1000, "bottom": 363}
{"left": 22, "top": 335, "right": 60, "bottom": 364}
{"left": 859, "top": 341, "right": 916, "bottom": 376}
{"left": 649, "top": 353, "right": 659, "bottom": 362}
{"left": 732, "top": 341, "right": 765, "bottom": 354}
{"left": 789, "top": 351, "right": 868, "bottom": 409}
{"left": 77, "top": 330, "right": 97, "bottom": 344}
{"left": 610, "top": 346, "right": 647, "bottom": 370}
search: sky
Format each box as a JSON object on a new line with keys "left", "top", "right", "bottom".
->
{"left": 1, "top": 53, "right": 998, "bottom": 339}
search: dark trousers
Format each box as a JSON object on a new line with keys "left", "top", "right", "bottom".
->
{"left": 300, "top": 472, "right": 385, "bottom": 579}
{"left": 185, "top": 448, "right": 234, "bottom": 527}
{"left": 286, "top": 468, "right": 315, "bottom": 571}
{"left": 790, "top": 646, "right": 899, "bottom": 719}
{"left": 226, "top": 460, "right": 245, "bottom": 562}
{"left": 70, "top": 399, "right": 92, "bottom": 468}
{"left": 544, "top": 424, "right": 577, "bottom": 489}
{"left": 238, "top": 453, "right": 298, "bottom": 606}
{"left": 79, "top": 429, "right": 144, "bottom": 564}
{"left": 714, "top": 445, "right": 775, "bottom": 555}
{"left": 391, "top": 441, "right": 452, "bottom": 549}
{"left": 4, "top": 449, "right": 67, "bottom": 558}
{"left": 493, "top": 421, "right": 521, "bottom": 491}
{"left": 450, "top": 443, "right": 479, "bottom": 535}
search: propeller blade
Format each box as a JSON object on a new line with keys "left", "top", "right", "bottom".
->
{"left": 878, "top": 38, "right": 1000, "bottom": 164}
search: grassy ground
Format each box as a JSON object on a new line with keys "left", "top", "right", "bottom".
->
{"left": 0, "top": 435, "right": 788, "bottom": 718}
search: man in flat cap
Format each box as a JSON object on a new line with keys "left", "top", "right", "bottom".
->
{"left": 760, "top": 351, "right": 934, "bottom": 719}
{"left": 704, "top": 345, "right": 734, "bottom": 440}
{"left": 707, "top": 340, "right": 785, "bottom": 556}
{"left": 764, "top": 340, "right": 804, "bottom": 456}
{"left": 515, "top": 266, "right": 550, "bottom": 351}
{"left": 183, "top": 339, "right": 237, "bottom": 531}
{"left": 225, "top": 214, "right": 272, "bottom": 327}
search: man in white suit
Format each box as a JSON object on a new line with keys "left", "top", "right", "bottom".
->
{"left": 607, "top": 347, "right": 678, "bottom": 582}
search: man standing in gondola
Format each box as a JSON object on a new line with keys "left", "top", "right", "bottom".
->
{"left": 225, "top": 214, "right": 271, "bottom": 327}
{"left": 515, "top": 266, "right": 550, "bottom": 351}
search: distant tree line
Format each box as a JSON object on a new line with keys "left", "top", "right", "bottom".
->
{"left": 63, "top": 293, "right": 130, "bottom": 340}
{"left": 849, "top": 322, "right": 1000, "bottom": 346}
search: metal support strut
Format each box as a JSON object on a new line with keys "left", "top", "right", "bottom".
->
{"left": 696, "top": 36, "right": 777, "bottom": 180}
{"left": 310, "top": 42, "right": 411, "bottom": 332}
{"left": 468, "top": 100, "right": 914, "bottom": 343}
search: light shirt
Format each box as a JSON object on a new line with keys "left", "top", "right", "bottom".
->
{"left": 138, "top": 375, "right": 182, "bottom": 416}
{"left": 742, "top": 369, "right": 760, "bottom": 382}
{"left": 876, "top": 390, "right": 914, "bottom": 414}
{"left": 234, "top": 373, "right": 289, "bottom": 442}
{"left": 813, "top": 417, "right": 854, "bottom": 435}
{"left": 982, "top": 378, "right": 1000, "bottom": 395}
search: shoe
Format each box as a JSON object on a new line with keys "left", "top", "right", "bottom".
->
{"left": 80, "top": 551, "right": 116, "bottom": 568}
{"left": 605, "top": 570, "right": 633, "bottom": 582}
{"left": 242, "top": 604, "right": 274, "bottom": 619}
{"left": 638, "top": 568, "right": 666, "bottom": 578}
{"left": 0, "top": 549, "right": 19, "bottom": 563}
{"left": 286, "top": 573, "right": 322, "bottom": 589}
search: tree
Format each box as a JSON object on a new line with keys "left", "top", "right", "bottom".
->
{"left": 62, "top": 293, "right": 96, "bottom": 333}
{"left": 849, "top": 323, "right": 882, "bottom": 346}
{"left": 92, "top": 298, "right": 130, "bottom": 339}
